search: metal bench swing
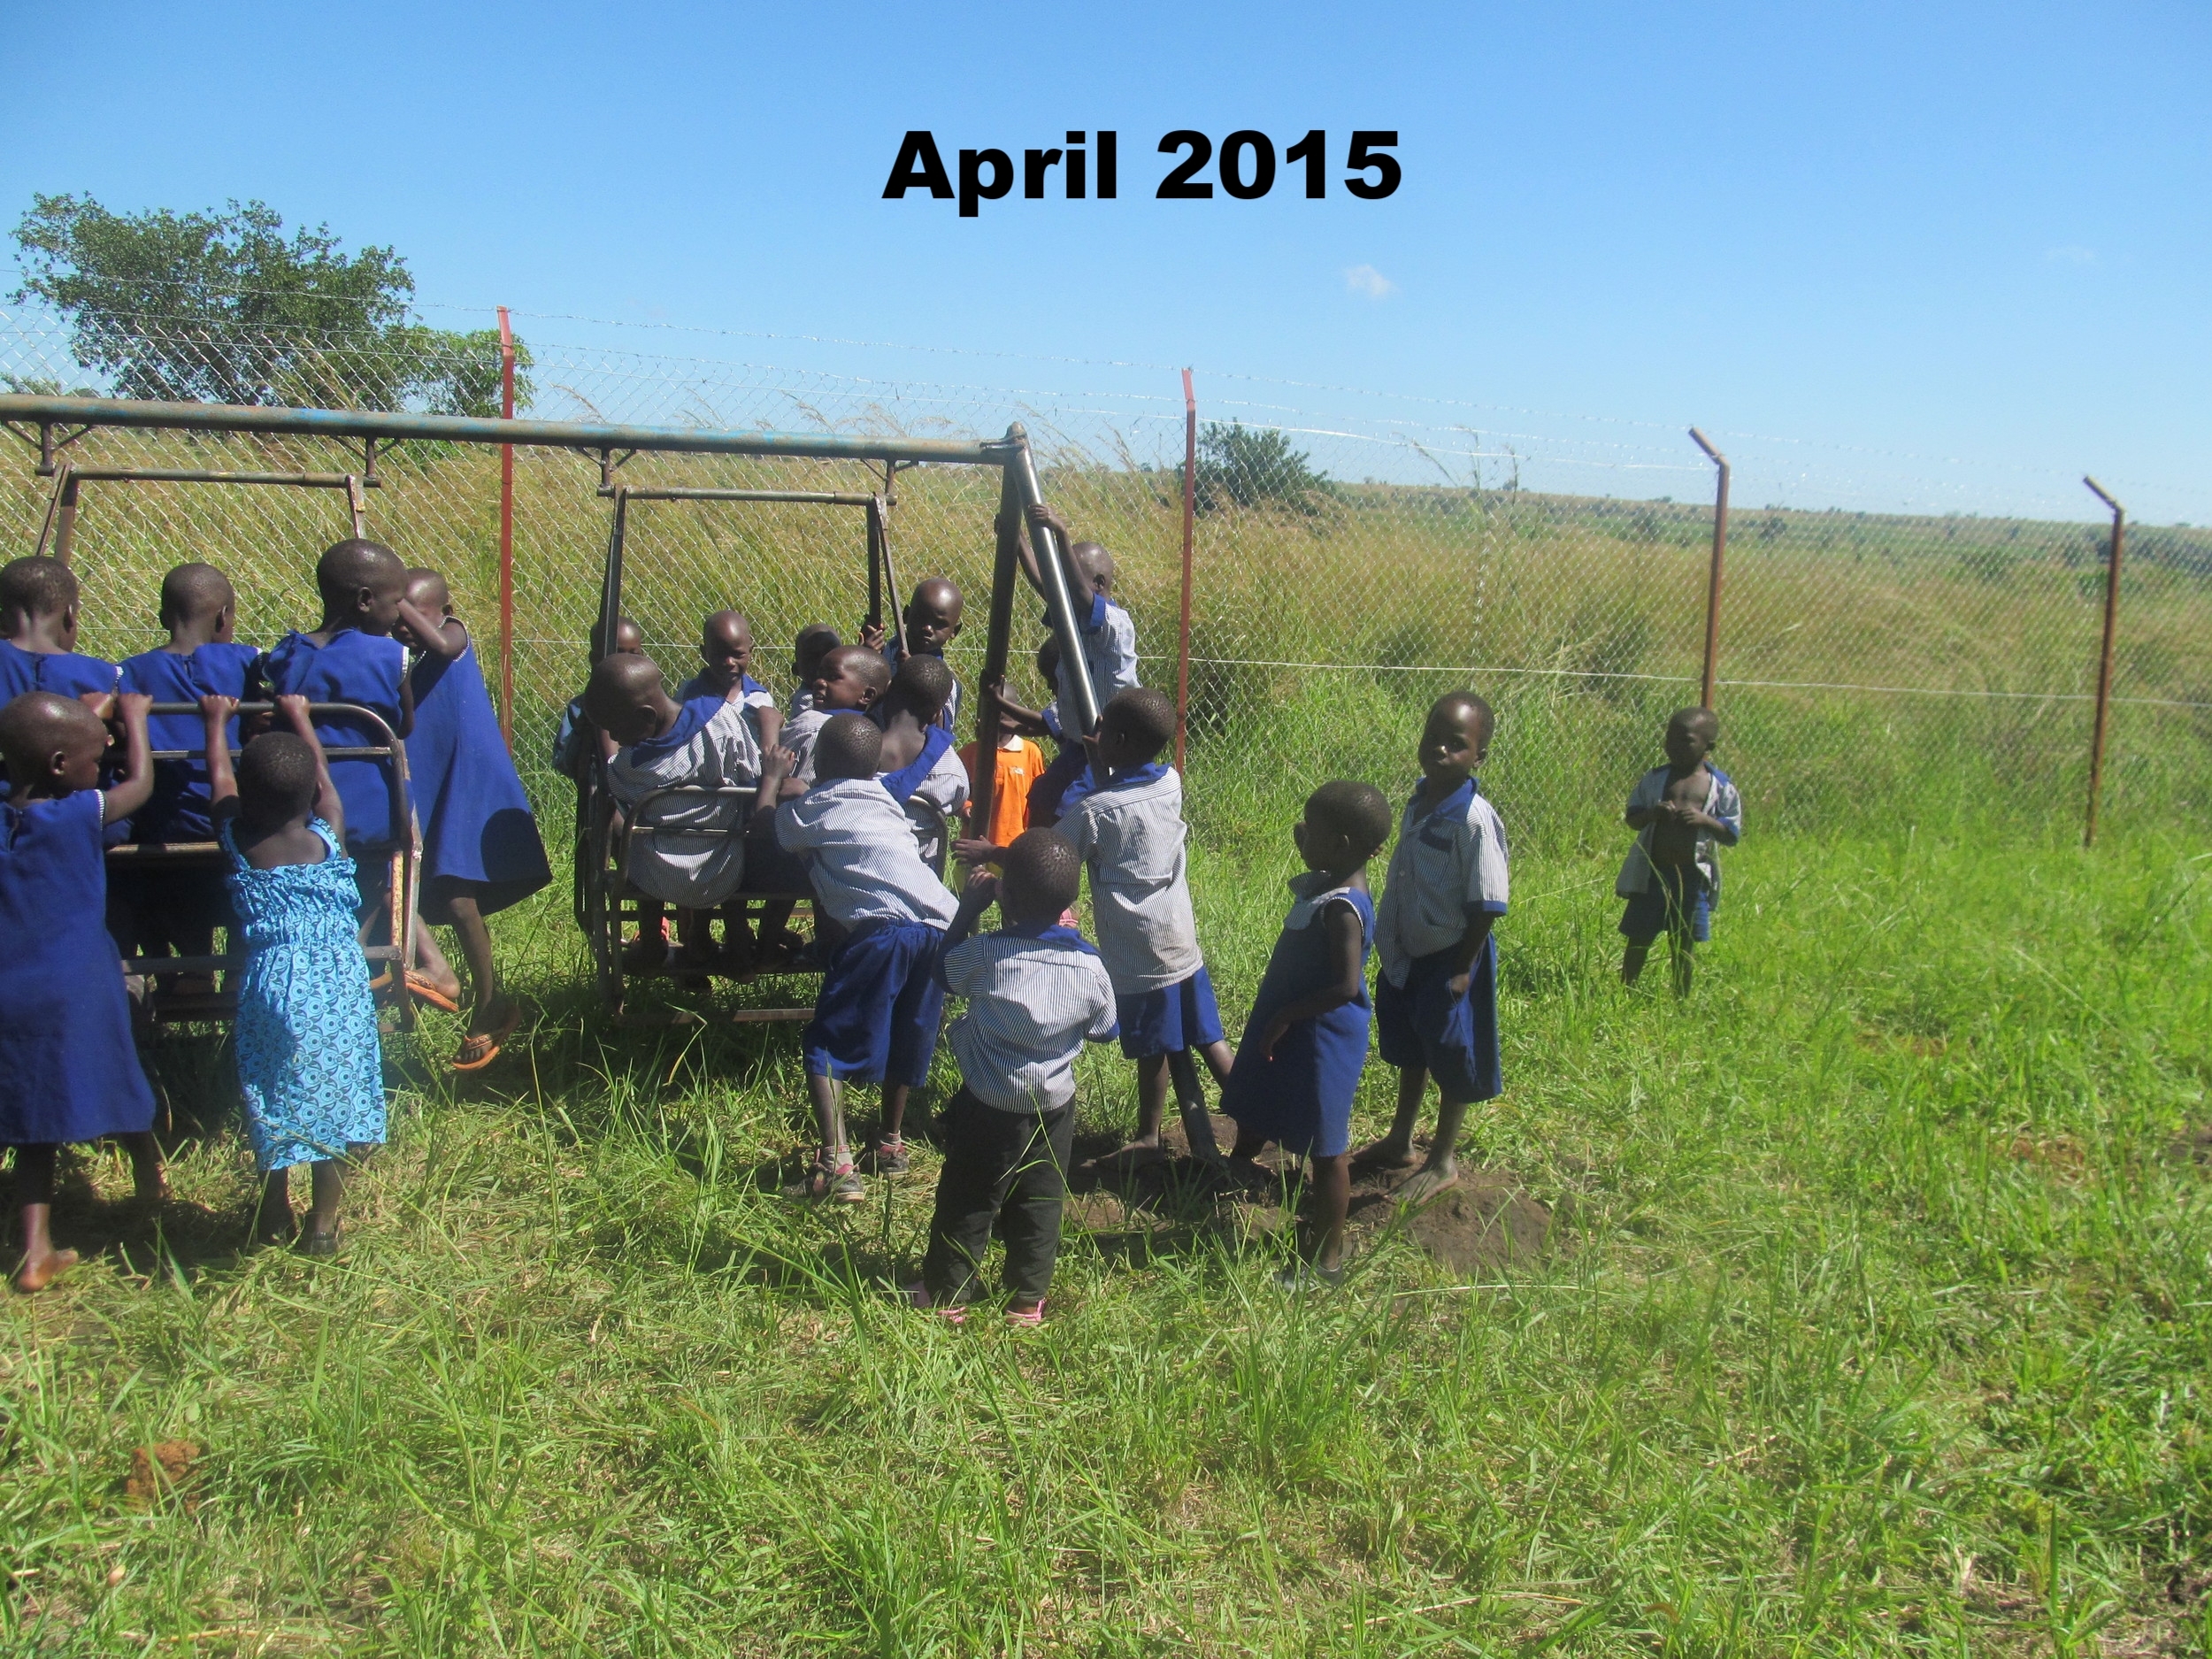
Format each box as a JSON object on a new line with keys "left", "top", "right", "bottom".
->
{"left": 577, "top": 434, "right": 1104, "bottom": 1023}
{"left": 0, "top": 395, "right": 1102, "bottom": 1032}
{"left": 23, "top": 448, "right": 417, "bottom": 1028}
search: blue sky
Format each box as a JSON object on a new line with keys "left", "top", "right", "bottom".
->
{"left": 2, "top": 1, "right": 2205, "bottom": 518}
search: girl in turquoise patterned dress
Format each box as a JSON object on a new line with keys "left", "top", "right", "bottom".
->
{"left": 202, "top": 694, "right": 385, "bottom": 1254}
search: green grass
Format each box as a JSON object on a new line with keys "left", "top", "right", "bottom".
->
{"left": 4, "top": 807, "right": 2209, "bottom": 1655}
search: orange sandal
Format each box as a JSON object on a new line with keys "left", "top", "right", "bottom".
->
{"left": 403, "top": 971, "right": 462, "bottom": 1014}
{"left": 449, "top": 1002, "right": 524, "bottom": 1072}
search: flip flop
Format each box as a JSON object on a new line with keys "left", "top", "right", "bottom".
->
{"left": 449, "top": 1002, "right": 525, "bottom": 1072}
{"left": 403, "top": 971, "right": 462, "bottom": 1014}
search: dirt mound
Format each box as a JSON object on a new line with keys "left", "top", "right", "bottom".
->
{"left": 125, "top": 1440, "right": 199, "bottom": 1508}
{"left": 1067, "top": 1115, "right": 1554, "bottom": 1274}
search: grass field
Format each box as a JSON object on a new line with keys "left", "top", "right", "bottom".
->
{"left": 4, "top": 801, "right": 2209, "bottom": 1655}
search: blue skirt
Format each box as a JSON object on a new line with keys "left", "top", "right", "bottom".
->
{"left": 1116, "top": 966, "right": 1225, "bottom": 1059}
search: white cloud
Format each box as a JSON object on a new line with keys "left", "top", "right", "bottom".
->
{"left": 2044, "top": 245, "right": 2097, "bottom": 265}
{"left": 1344, "top": 264, "right": 1396, "bottom": 299}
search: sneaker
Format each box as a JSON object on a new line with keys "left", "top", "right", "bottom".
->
{"left": 783, "top": 1152, "right": 864, "bottom": 1203}
{"left": 872, "top": 1135, "right": 910, "bottom": 1176}
{"left": 1274, "top": 1258, "right": 1347, "bottom": 1291}
{"left": 904, "top": 1281, "right": 966, "bottom": 1325}
{"left": 1004, "top": 1299, "right": 1046, "bottom": 1328}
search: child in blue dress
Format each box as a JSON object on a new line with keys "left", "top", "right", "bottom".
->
{"left": 201, "top": 693, "right": 385, "bottom": 1255}
{"left": 0, "top": 688, "right": 163, "bottom": 1292}
{"left": 253, "top": 539, "right": 457, "bottom": 1004}
{"left": 118, "top": 563, "right": 260, "bottom": 971}
{"left": 0, "top": 557, "right": 122, "bottom": 816}
{"left": 396, "top": 568, "right": 550, "bottom": 1070}
{"left": 1223, "top": 780, "right": 1392, "bottom": 1287}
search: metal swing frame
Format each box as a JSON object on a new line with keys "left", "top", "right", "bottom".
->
{"left": 0, "top": 394, "right": 1101, "bottom": 1028}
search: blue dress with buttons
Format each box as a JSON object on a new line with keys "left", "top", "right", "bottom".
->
{"left": 1220, "top": 876, "right": 1376, "bottom": 1158}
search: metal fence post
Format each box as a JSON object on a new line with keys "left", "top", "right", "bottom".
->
{"left": 2082, "top": 476, "right": 2125, "bottom": 847}
{"left": 1176, "top": 369, "right": 1197, "bottom": 773}
{"left": 1689, "top": 428, "right": 1731, "bottom": 708}
{"left": 496, "top": 305, "right": 518, "bottom": 751}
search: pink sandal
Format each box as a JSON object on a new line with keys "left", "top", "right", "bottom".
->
{"left": 904, "top": 1281, "right": 966, "bottom": 1325}
{"left": 1004, "top": 1299, "right": 1046, "bottom": 1328}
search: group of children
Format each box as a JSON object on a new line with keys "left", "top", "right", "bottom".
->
{"left": 0, "top": 542, "right": 550, "bottom": 1286}
{"left": 1, "top": 503, "right": 1743, "bottom": 1309}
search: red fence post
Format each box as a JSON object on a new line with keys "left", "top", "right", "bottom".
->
{"left": 1176, "top": 369, "right": 1197, "bottom": 774}
{"left": 496, "top": 306, "right": 518, "bottom": 751}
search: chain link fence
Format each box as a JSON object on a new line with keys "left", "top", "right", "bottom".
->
{"left": 4, "top": 303, "right": 2206, "bottom": 866}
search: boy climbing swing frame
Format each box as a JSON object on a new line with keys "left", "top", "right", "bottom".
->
{"left": 0, "top": 394, "right": 1101, "bottom": 1025}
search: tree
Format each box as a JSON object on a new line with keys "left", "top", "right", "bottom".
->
{"left": 11, "top": 194, "right": 528, "bottom": 415}
{"left": 1193, "top": 419, "right": 1333, "bottom": 515}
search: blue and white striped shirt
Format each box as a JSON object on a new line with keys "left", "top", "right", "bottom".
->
{"left": 941, "top": 925, "right": 1119, "bottom": 1112}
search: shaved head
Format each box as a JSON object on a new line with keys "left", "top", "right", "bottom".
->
{"left": 1102, "top": 687, "right": 1177, "bottom": 762}
{"left": 583, "top": 652, "right": 666, "bottom": 725}
{"left": 236, "top": 731, "right": 319, "bottom": 826}
{"left": 158, "top": 562, "right": 235, "bottom": 626}
{"left": 0, "top": 557, "right": 78, "bottom": 622}
{"left": 910, "top": 577, "right": 963, "bottom": 618}
{"left": 317, "top": 539, "right": 405, "bottom": 602}
{"left": 0, "top": 689, "right": 105, "bottom": 790}
{"left": 703, "top": 610, "right": 752, "bottom": 646}
{"left": 589, "top": 613, "right": 645, "bottom": 661}
{"left": 1071, "top": 541, "right": 1116, "bottom": 590}
{"left": 1430, "top": 690, "right": 1495, "bottom": 746}
{"left": 404, "top": 566, "right": 451, "bottom": 611}
{"left": 888, "top": 653, "right": 955, "bottom": 721}
{"left": 1002, "top": 827, "right": 1080, "bottom": 921}
{"left": 815, "top": 711, "right": 884, "bottom": 780}
{"left": 822, "top": 644, "right": 891, "bottom": 695}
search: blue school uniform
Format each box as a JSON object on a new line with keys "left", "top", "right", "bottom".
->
{"left": 0, "top": 790, "right": 157, "bottom": 1145}
{"left": 0, "top": 641, "right": 122, "bottom": 814}
{"left": 776, "top": 776, "right": 960, "bottom": 1087}
{"left": 1372, "top": 778, "right": 1509, "bottom": 1104}
{"left": 407, "top": 634, "right": 550, "bottom": 925}
{"left": 222, "top": 818, "right": 385, "bottom": 1171}
{"left": 1221, "top": 879, "right": 1376, "bottom": 1158}
{"left": 253, "top": 630, "right": 410, "bottom": 851}
{"left": 119, "top": 642, "right": 261, "bottom": 842}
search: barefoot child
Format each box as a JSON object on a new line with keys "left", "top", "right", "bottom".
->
{"left": 911, "top": 829, "right": 1118, "bottom": 1326}
{"left": 586, "top": 653, "right": 762, "bottom": 976}
{"left": 1617, "top": 706, "right": 1741, "bottom": 996}
{"left": 117, "top": 563, "right": 259, "bottom": 968}
{"left": 0, "top": 689, "right": 163, "bottom": 1290}
{"left": 1053, "top": 687, "right": 1231, "bottom": 1162}
{"left": 874, "top": 655, "right": 969, "bottom": 877}
{"left": 1222, "top": 780, "right": 1393, "bottom": 1286}
{"left": 395, "top": 568, "right": 552, "bottom": 1068}
{"left": 203, "top": 694, "right": 385, "bottom": 1254}
{"left": 1356, "top": 693, "right": 1509, "bottom": 1207}
{"left": 252, "top": 540, "right": 451, "bottom": 1004}
{"left": 767, "top": 714, "right": 959, "bottom": 1188}
{"left": 864, "top": 578, "right": 965, "bottom": 733}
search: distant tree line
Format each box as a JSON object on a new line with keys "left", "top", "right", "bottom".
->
{"left": 9, "top": 194, "right": 528, "bottom": 416}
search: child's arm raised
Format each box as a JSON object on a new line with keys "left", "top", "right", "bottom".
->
{"left": 980, "top": 672, "right": 1050, "bottom": 739}
{"left": 396, "top": 599, "right": 467, "bottom": 662}
{"left": 942, "top": 872, "right": 998, "bottom": 954}
{"left": 1246, "top": 901, "right": 1368, "bottom": 1061}
{"left": 276, "top": 694, "right": 345, "bottom": 844}
{"left": 202, "top": 694, "right": 242, "bottom": 822}
{"left": 102, "top": 692, "right": 156, "bottom": 826}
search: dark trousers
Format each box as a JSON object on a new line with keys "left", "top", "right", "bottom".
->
{"left": 922, "top": 1087, "right": 1074, "bottom": 1305}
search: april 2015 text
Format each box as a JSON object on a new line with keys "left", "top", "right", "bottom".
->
{"left": 883, "top": 130, "right": 1401, "bottom": 217}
